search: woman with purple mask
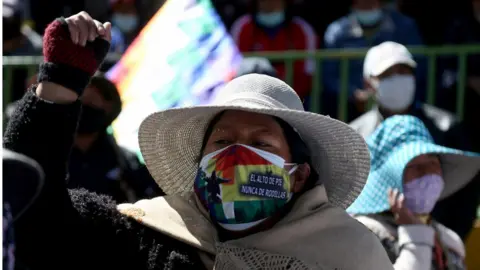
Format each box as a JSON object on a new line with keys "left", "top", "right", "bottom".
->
{"left": 348, "top": 115, "right": 480, "bottom": 270}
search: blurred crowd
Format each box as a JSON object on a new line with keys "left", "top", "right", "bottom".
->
{"left": 4, "top": 0, "right": 480, "bottom": 118}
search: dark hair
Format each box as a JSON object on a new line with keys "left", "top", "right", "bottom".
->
{"left": 274, "top": 117, "right": 319, "bottom": 190}
{"left": 89, "top": 72, "right": 122, "bottom": 124}
{"left": 200, "top": 112, "right": 319, "bottom": 189}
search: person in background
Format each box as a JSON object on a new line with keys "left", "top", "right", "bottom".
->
{"left": 293, "top": 0, "right": 349, "bottom": 48}
{"left": 3, "top": 0, "right": 43, "bottom": 104}
{"left": 348, "top": 115, "right": 480, "bottom": 269}
{"left": 3, "top": 0, "right": 42, "bottom": 56}
{"left": 230, "top": 0, "right": 317, "bottom": 100}
{"left": 350, "top": 42, "right": 463, "bottom": 144}
{"left": 3, "top": 149, "right": 45, "bottom": 270}
{"left": 5, "top": 72, "right": 163, "bottom": 203}
{"left": 350, "top": 41, "right": 480, "bottom": 241}
{"left": 67, "top": 72, "right": 163, "bottom": 203}
{"left": 396, "top": 0, "right": 458, "bottom": 46}
{"left": 234, "top": 57, "right": 278, "bottom": 78}
{"left": 440, "top": 0, "right": 480, "bottom": 153}
{"left": 322, "top": 0, "right": 424, "bottom": 121}
{"left": 436, "top": 0, "right": 480, "bottom": 257}
{"left": 109, "top": 0, "right": 140, "bottom": 53}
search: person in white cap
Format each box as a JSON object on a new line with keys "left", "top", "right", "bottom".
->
{"left": 4, "top": 11, "right": 393, "bottom": 270}
{"left": 350, "top": 41, "right": 480, "bottom": 244}
{"left": 350, "top": 41, "right": 464, "bottom": 141}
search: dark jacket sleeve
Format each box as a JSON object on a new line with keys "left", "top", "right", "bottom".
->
{"left": 3, "top": 88, "right": 204, "bottom": 269}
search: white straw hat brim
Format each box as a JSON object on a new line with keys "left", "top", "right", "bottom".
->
{"left": 138, "top": 100, "right": 371, "bottom": 209}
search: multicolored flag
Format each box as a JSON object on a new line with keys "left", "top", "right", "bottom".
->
{"left": 106, "top": 0, "right": 242, "bottom": 159}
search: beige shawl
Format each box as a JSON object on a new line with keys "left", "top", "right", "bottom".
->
{"left": 118, "top": 185, "right": 393, "bottom": 269}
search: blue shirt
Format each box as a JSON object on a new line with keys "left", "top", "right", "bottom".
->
{"left": 322, "top": 10, "right": 425, "bottom": 100}
{"left": 109, "top": 26, "right": 126, "bottom": 54}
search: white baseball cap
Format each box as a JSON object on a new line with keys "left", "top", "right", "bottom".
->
{"left": 363, "top": 41, "right": 417, "bottom": 79}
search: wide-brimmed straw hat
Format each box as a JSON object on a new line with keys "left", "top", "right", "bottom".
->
{"left": 138, "top": 74, "right": 371, "bottom": 209}
{"left": 347, "top": 115, "right": 480, "bottom": 215}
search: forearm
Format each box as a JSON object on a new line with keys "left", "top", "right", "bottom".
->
{"left": 36, "top": 81, "right": 79, "bottom": 103}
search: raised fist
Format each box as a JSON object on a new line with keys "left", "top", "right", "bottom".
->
{"left": 64, "top": 11, "right": 112, "bottom": 46}
{"left": 39, "top": 12, "right": 112, "bottom": 95}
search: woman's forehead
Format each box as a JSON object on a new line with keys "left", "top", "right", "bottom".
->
{"left": 213, "top": 110, "right": 281, "bottom": 130}
{"left": 215, "top": 110, "right": 279, "bottom": 126}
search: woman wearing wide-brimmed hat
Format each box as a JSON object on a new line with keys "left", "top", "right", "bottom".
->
{"left": 3, "top": 11, "right": 393, "bottom": 269}
{"left": 347, "top": 115, "right": 480, "bottom": 270}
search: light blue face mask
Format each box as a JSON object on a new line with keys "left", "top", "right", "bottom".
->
{"left": 353, "top": 9, "right": 383, "bottom": 26}
{"left": 112, "top": 13, "right": 139, "bottom": 33}
{"left": 256, "top": 11, "right": 285, "bottom": 27}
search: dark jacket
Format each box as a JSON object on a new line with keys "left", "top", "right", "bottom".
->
{"left": 5, "top": 99, "right": 162, "bottom": 204}
{"left": 68, "top": 132, "right": 163, "bottom": 203}
{"left": 3, "top": 88, "right": 206, "bottom": 270}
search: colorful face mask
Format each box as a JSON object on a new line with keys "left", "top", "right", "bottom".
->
{"left": 403, "top": 174, "right": 444, "bottom": 214}
{"left": 194, "top": 144, "right": 297, "bottom": 231}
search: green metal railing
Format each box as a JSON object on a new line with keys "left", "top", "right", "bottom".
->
{"left": 2, "top": 54, "right": 122, "bottom": 110}
{"left": 3, "top": 45, "right": 480, "bottom": 122}
{"left": 245, "top": 45, "right": 480, "bottom": 121}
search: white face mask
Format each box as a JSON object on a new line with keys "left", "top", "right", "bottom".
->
{"left": 256, "top": 11, "right": 286, "bottom": 27}
{"left": 373, "top": 74, "right": 416, "bottom": 112}
{"left": 354, "top": 9, "right": 383, "bottom": 26}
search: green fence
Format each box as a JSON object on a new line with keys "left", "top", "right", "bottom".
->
{"left": 3, "top": 45, "right": 480, "bottom": 122}
{"left": 2, "top": 54, "right": 122, "bottom": 111}
{"left": 245, "top": 45, "right": 480, "bottom": 121}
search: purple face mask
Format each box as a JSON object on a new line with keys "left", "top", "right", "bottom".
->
{"left": 403, "top": 174, "right": 444, "bottom": 214}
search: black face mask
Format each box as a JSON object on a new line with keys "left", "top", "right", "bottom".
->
{"left": 77, "top": 106, "right": 108, "bottom": 134}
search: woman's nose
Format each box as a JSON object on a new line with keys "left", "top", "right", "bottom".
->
{"left": 232, "top": 137, "right": 251, "bottom": 146}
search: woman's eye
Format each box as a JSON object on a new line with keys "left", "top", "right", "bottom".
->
{"left": 214, "top": 139, "right": 231, "bottom": 145}
{"left": 253, "top": 141, "right": 270, "bottom": 147}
